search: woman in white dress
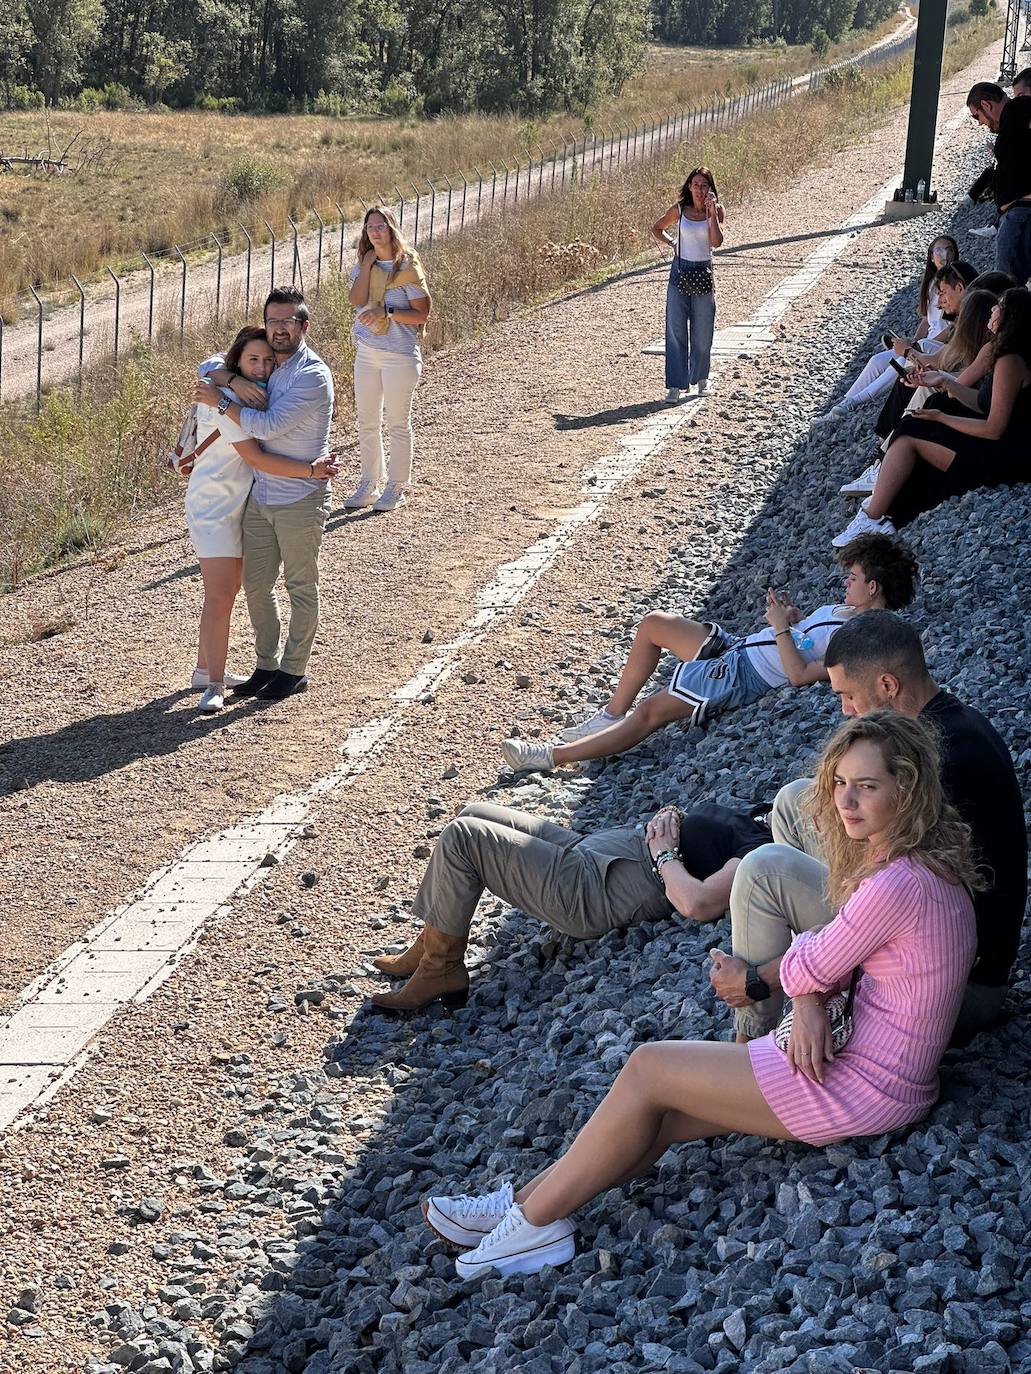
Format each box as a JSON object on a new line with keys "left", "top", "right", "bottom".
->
{"left": 186, "top": 327, "right": 337, "bottom": 712}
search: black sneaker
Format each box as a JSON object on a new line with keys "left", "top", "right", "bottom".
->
{"left": 230, "top": 668, "right": 279, "bottom": 698}
{"left": 256, "top": 671, "right": 309, "bottom": 701}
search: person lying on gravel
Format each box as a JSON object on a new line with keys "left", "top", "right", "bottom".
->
{"left": 501, "top": 534, "right": 918, "bottom": 776}
{"left": 712, "top": 612, "right": 1027, "bottom": 1049}
{"left": 421, "top": 711, "right": 978, "bottom": 1279}
{"left": 367, "top": 799, "right": 772, "bottom": 1013}
{"left": 833, "top": 287, "right": 1031, "bottom": 545}
{"left": 811, "top": 235, "right": 959, "bottom": 429}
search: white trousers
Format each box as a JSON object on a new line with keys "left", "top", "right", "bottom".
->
{"left": 353, "top": 342, "right": 421, "bottom": 489}
{"left": 844, "top": 339, "right": 945, "bottom": 407}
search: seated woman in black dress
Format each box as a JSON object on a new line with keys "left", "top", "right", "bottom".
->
{"left": 833, "top": 287, "right": 1031, "bottom": 544}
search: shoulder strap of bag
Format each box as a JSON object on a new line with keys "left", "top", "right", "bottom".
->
{"left": 843, "top": 967, "right": 861, "bottom": 1016}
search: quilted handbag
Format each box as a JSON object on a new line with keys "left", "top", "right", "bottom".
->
{"left": 674, "top": 259, "right": 714, "bottom": 297}
{"left": 774, "top": 968, "right": 860, "bottom": 1054}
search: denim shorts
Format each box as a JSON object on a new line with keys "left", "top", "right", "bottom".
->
{"left": 667, "top": 645, "right": 770, "bottom": 724}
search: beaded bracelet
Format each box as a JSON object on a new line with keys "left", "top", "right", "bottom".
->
{"left": 652, "top": 848, "right": 680, "bottom": 875}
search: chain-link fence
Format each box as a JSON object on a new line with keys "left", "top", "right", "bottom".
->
{"left": 0, "top": 26, "right": 916, "bottom": 410}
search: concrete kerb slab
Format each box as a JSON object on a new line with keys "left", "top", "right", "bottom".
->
{"left": 0, "top": 103, "right": 974, "bottom": 1134}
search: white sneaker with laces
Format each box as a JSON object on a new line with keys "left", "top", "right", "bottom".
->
{"left": 454, "top": 1202, "right": 576, "bottom": 1279}
{"left": 839, "top": 461, "right": 881, "bottom": 496}
{"left": 374, "top": 482, "right": 407, "bottom": 512}
{"left": 968, "top": 224, "right": 997, "bottom": 239}
{"left": 344, "top": 480, "right": 381, "bottom": 510}
{"left": 198, "top": 685, "right": 225, "bottom": 713}
{"left": 664, "top": 388, "right": 682, "bottom": 403}
{"left": 425, "top": 1181, "right": 514, "bottom": 1247}
{"left": 558, "top": 708, "right": 624, "bottom": 743}
{"left": 832, "top": 504, "right": 896, "bottom": 548}
{"left": 192, "top": 670, "right": 249, "bottom": 691}
{"left": 501, "top": 738, "right": 556, "bottom": 774}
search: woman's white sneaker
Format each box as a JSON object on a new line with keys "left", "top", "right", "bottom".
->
{"left": 374, "top": 482, "right": 407, "bottom": 512}
{"left": 424, "top": 1181, "right": 513, "bottom": 1247}
{"left": 344, "top": 481, "right": 381, "bottom": 509}
{"left": 558, "top": 708, "right": 624, "bottom": 743}
{"left": 454, "top": 1203, "right": 576, "bottom": 1279}
{"left": 501, "top": 739, "right": 555, "bottom": 774}
{"left": 839, "top": 462, "right": 881, "bottom": 496}
{"left": 664, "top": 387, "right": 682, "bottom": 403}
{"left": 198, "top": 685, "right": 225, "bottom": 713}
{"left": 831, "top": 505, "right": 896, "bottom": 548}
{"left": 192, "top": 670, "right": 249, "bottom": 691}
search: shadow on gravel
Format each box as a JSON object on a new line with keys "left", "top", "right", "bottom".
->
{"left": 142, "top": 561, "right": 201, "bottom": 590}
{"left": 718, "top": 221, "right": 884, "bottom": 258}
{"left": 554, "top": 399, "right": 671, "bottom": 430}
{"left": 0, "top": 691, "right": 268, "bottom": 793}
{"left": 138, "top": 184, "right": 1031, "bottom": 1374}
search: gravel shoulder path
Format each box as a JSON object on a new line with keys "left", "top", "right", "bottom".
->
{"left": 4, "top": 40, "right": 1028, "bottom": 1374}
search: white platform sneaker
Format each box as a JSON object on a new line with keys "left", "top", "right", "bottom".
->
{"left": 344, "top": 480, "right": 381, "bottom": 510}
{"left": 501, "top": 739, "right": 556, "bottom": 774}
{"left": 839, "top": 461, "right": 881, "bottom": 496}
{"left": 558, "top": 708, "right": 625, "bottom": 743}
{"left": 832, "top": 503, "right": 897, "bottom": 548}
{"left": 424, "top": 1181, "right": 514, "bottom": 1247}
{"left": 454, "top": 1202, "right": 576, "bottom": 1279}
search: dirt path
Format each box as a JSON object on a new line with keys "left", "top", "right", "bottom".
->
{"left": 0, "top": 15, "right": 917, "bottom": 405}
{"left": 0, "top": 38, "right": 999, "bottom": 1369}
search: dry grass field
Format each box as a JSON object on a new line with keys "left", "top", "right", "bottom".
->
{"left": 0, "top": 19, "right": 904, "bottom": 306}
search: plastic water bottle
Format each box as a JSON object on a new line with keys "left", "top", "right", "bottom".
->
{"left": 904, "top": 187, "right": 914, "bottom": 202}
{"left": 916, "top": 177, "right": 926, "bottom": 203}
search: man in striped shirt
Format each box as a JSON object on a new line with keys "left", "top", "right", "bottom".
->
{"left": 712, "top": 612, "right": 1026, "bottom": 1048}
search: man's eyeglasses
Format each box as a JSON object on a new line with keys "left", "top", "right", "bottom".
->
{"left": 266, "top": 314, "right": 306, "bottom": 326}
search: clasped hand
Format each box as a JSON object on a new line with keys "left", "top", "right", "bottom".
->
{"left": 782, "top": 995, "right": 835, "bottom": 1083}
{"left": 645, "top": 805, "right": 680, "bottom": 859}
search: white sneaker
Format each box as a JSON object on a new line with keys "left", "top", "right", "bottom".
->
{"left": 501, "top": 738, "right": 555, "bottom": 774}
{"left": 831, "top": 504, "right": 897, "bottom": 548}
{"left": 454, "top": 1202, "right": 575, "bottom": 1279}
{"left": 664, "top": 387, "right": 683, "bottom": 403}
{"left": 374, "top": 482, "right": 407, "bottom": 512}
{"left": 191, "top": 670, "right": 249, "bottom": 691}
{"left": 839, "top": 461, "right": 881, "bottom": 496}
{"left": 424, "top": 1181, "right": 513, "bottom": 1247}
{"left": 812, "top": 402, "right": 849, "bottom": 430}
{"left": 344, "top": 481, "right": 381, "bottom": 510}
{"left": 198, "top": 685, "right": 225, "bottom": 713}
{"left": 968, "top": 224, "right": 997, "bottom": 239}
{"left": 558, "top": 708, "right": 624, "bottom": 743}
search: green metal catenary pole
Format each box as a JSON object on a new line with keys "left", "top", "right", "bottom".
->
{"left": 899, "top": 0, "right": 948, "bottom": 201}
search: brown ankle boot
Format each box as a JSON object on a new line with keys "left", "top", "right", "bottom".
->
{"left": 370, "top": 927, "right": 469, "bottom": 1012}
{"left": 372, "top": 928, "right": 426, "bottom": 976}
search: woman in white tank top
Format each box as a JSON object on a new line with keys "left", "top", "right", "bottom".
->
{"left": 651, "top": 166, "right": 725, "bottom": 403}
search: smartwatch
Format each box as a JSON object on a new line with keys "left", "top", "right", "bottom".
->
{"left": 217, "top": 394, "right": 232, "bottom": 416}
{"left": 745, "top": 965, "right": 771, "bottom": 1001}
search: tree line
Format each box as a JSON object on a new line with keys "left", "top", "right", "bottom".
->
{"left": 1, "top": 0, "right": 895, "bottom": 116}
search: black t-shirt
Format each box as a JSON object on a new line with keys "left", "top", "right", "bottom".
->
{"left": 993, "top": 94, "right": 1031, "bottom": 211}
{"left": 921, "top": 691, "right": 1028, "bottom": 986}
{"left": 677, "top": 803, "right": 771, "bottom": 880}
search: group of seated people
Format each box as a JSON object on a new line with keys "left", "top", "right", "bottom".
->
{"left": 365, "top": 138, "right": 1030, "bottom": 1283}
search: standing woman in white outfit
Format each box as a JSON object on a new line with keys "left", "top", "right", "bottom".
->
{"left": 345, "top": 206, "right": 432, "bottom": 513}
{"left": 651, "top": 166, "right": 724, "bottom": 402}
{"left": 187, "top": 326, "right": 337, "bottom": 713}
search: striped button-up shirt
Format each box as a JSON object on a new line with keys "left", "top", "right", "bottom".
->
{"left": 233, "top": 341, "right": 334, "bottom": 506}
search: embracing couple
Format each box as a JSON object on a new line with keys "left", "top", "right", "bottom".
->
{"left": 184, "top": 285, "right": 337, "bottom": 713}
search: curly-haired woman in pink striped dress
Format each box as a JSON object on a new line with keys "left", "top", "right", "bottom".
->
{"left": 420, "top": 711, "right": 978, "bottom": 1279}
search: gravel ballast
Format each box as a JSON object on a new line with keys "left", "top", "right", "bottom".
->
{"left": 69, "top": 114, "right": 1031, "bottom": 1374}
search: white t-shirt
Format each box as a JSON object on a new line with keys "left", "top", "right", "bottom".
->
{"left": 925, "top": 282, "right": 945, "bottom": 339}
{"left": 742, "top": 604, "right": 856, "bottom": 689}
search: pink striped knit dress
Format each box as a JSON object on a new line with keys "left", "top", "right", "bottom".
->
{"left": 749, "top": 857, "right": 975, "bottom": 1146}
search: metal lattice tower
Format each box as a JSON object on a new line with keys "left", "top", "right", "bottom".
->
{"left": 1000, "top": 0, "right": 1031, "bottom": 82}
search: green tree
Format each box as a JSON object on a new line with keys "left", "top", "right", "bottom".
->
{"left": 0, "top": 0, "right": 33, "bottom": 104}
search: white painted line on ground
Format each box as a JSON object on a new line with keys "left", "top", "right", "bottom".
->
{"left": 0, "top": 110, "right": 971, "bottom": 1131}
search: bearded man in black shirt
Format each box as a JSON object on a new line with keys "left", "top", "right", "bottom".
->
{"left": 713, "top": 612, "right": 1027, "bottom": 1047}
{"left": 967, "top": 79, "right": 1031, "bottom": 285}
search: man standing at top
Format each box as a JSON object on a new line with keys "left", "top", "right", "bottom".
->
{"left": 967, "top": 79, "right": 1031, "bottom": 284}
{"left": 197, "top": 286, "right": 334, "bottom": 701}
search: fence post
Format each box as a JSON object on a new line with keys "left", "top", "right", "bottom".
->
{"left": 536, "top": 144, "right": 545, "bottom": 194}
{"left": 443, "top": 173, "right": 453, "bottom": 231}
{"left": 264, "top": 220, "right": 277, "bottom": 289}
{"left": 174, "top": 246, "right": 187, "bottom": 341}
{"left": 238, "top": 225, "right": 253, "bottom": 311}
{"left": 334, "top": 203, "right": 346, "bottom": 272}
{"left": 141, "top": 251, "right": 156, "bottom": 342}
{"left": 408, "top": 183, "right": 421, "bottom": 246}
{"left": 550, "top": 143, "right": 557, "bottom": 191}
{"left": 459, "top": 170, "right": 469, "bottom": 229}
{"left": 71, "top": 276, "right": 85, "bottom": 390}
{"left": 472, "top": 167, "right": 484, "bottom": 221}
{"left": 28, "top": 283, "right": 43, "bottom": 411}
{"left": 105, "top": 267, "right": 120, "bottom": 365}
{"left": 288, "top": 215, "right": 301, "bottom": 288}
{"left": 395, "top": 185, "right": 406, "bottom": 230}
{"left": 211, "top": 233, "right": 223, "bottom": 326}
{"left": 313, "top": 209, "right": 325, "bottom": 292}
{"left": 488, "top": 161, "right": 499, "bottom": 210}
{"left": 428, "top": 181, "right": 436, "bottom": 242}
